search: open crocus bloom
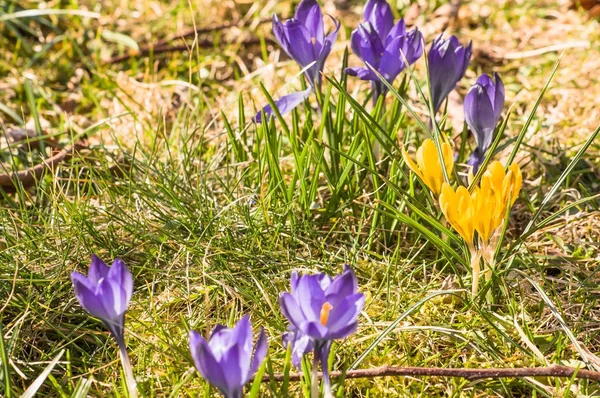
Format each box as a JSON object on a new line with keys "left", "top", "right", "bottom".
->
{"left": 401, "top": 138, "right": 454, "bottom": 196}
{"left": 279, "top": 266, "right": 364, "bottom": 396}
{"left": 279, "top": 266, "right": 365, "bottom": 342}
{"left": 465, "top": 73, "right": 505, "bottom": 172}
{"left": 71, "top": 255, "right": 133, "bottom": 341}
{"left": 428, "top": 35, "right": 472, "bottom": 114}
{"left": 255, "top": 0, "right": 339, "bottom": 123}
{"left": 188, "top": 316, "right": 268, "bottom": 398}
{"left": 346, "top": 0, "right": 423, "bottom": 100}
{"left": 272, "top": 0, "right": 340, "bottom": 89}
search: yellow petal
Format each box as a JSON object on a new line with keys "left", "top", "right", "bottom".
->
{"left": 401, "top": 145, "right": 424, "bottom": 181}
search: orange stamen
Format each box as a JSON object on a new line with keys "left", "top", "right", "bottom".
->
{"left": 320, "top": 302, "right": 333, "bottom": 326}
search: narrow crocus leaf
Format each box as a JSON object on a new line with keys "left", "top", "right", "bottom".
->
{"left": 254, "top": 88, "right": 312, "bottom": 123}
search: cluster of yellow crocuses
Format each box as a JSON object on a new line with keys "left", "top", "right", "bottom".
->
{"left": 402, "top": 138, "right": 522, "bottom": 296}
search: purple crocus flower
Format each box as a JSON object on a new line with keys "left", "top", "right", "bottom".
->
{"left": 71, "top": 255, "right": 133, "bottom": 342}
{"left": 279, "top": 266, "right": 364, "bottom": 396}
{"left": 255, "top": 0, "right": 339, "bottom": 123}
{"left": 71, "top": 255, "right": 137, "bottom": 397}
{"left": 464, "top": 73, "right": 505, "bottom": 173}
{"left": 273, "top": 0, "right": 340, "bottom": 89}
{"left": 346, "top": 0, "right": 423, "bottom": 101}
{"left": 188, "top": 316, "right": 268, "bottom": 398}
{"left": 428, "top": 35, "right": 472, "bottom": 114}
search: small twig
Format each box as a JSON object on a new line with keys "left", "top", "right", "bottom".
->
{"left": 0, "top": 146, "right": 73, "bottom": 190}
{"left": 263, "top": 364, "right": 600, "bottom": 382}
{"left": 105, "top": 18, "right": 273, "bottom": 65}
{"left": 151, "top": 17, "right": 272, "bottom": 49}
{"left": 105, "top": 38, "right": 273, "bottom": 64}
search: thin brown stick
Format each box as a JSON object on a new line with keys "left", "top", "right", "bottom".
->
{"left": 263, "top": 364, "right": 600, "bottom": 382}
{"left": 0, "top": 146, "right": 72, "bottom": 190}
{"left": 105, "top": 38, "right": 273, "bottom": 64}
{"left": 151, "top": 17, "right": 272, "bottom": 49}
{"left": 105, "top": 18, "right": 273, "bottom": 65}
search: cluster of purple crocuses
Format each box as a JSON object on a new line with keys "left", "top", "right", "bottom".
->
{"left": 257, "top": 0, "right": 505, "bottom": 172}
{"left": 71, "top": 256, "right": 364, "bottom": 398}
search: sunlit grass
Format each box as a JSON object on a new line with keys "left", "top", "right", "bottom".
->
{"left": 0, "top": 0, "right": 599, "bottom": 397}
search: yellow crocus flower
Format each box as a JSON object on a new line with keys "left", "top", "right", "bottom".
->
{"left": 439, "top": 183, "right": 476, "bottom": 245}
{"left": 401, "top": 138, "right": 454, "bottom": 196}
{"left": 473, "top": 161, "right": 523, "bottom": 243}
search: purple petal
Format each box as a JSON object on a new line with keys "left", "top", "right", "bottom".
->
{"left": 301, "top": 321, "right": 329, "bottom": 340}
{"left": 232, "top": 315, "right": 253, "bottom": 379}
{"left": 254, "top": 88, "right": 312, "bottom": 123}
{"left": 467, "top": 148, "right": 484, "bottom": 174}
{"left": 71, "top": 272, "right": 111, "bottom": 321}
{"left": 363, "top": 0, "right": 394, "bottom": 41}
{"left": 295, "top": 0, "right": 324, "bottom": 48}
{"left": 493, "top": 73, "right": 505, "bottom": 121}
{"left": 352, "top": 23, "right": 384, "bottom": 69}
{"left": 248, "top": 327, "right": 268, "bottom": 379}
{"left": 464, "top": 82, "right": 496, "bottom": 151}
{"left": 296, "top": 275, "right": 326, "bottom": 321}
{"left": 385, "top": 19, "right": 406, "bottom": 47}
{"left": 278, "top": 20, "right": 318, "bottom": 67}
{"left": 290, "top": 271, "right": 300, "bottom": 293}
{"left": 327, "top": 293, "right": 365, "bottom": 336}
{"left": 325, "top": 268, "right": 358, "bottom": 306}
{"left": 108, "top": 258, "right": 133, "bottom": 306}
{"left": 345, "top": 66, "right": 378, "bottom": 81}
{"left": 88, "top": 254, "right": 110, "bottom": 285}
{"left": 97, "top": 278, "right": 123, "bottom": 320}
{"left": 189, "top": 331, "right": 230, "bottom": 396}
{"left": 378, "top": 35, "right": 405, "bottom": 81}
{"left": 279, "top": 293, "right": 306, "bottom": 328}
{"left": 327, "top": 321, "right": 358, "bottom": 340}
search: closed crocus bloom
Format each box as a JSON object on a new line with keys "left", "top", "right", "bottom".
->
{"left": 71, "top": 255, "right": 133, "bottom": 340}
{"left": 428, "top": 35, "right": 472, "bottom": 114}
{"left": 188, "top": 316, "right": 268, "bottom": 398}
{"left": 401, "top": 138, "right": 454, "bottom": 196}
{"left": 272, "top": 0, "right": 340, "bottom": 89}
{"left": 71, "top": 255, "right": 137, "bottom": 397}
{"left": 465, "top": 73, "right": 505, "bottom": 172}
{"left": 346, "top": 0, "right": 423, "bottom": 100}
{"left": 439, "top": 183, "right": 476, "bottom": 245}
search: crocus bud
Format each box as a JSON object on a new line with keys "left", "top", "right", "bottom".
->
{"left": 71, "top": 255, "right": 133, "bottom": 341}
{"left": 428, "top": 35, "right": 472, "bottom": 114}
{"left": 464, "top": 73, "right": 505, "bottom": 172}
{"left": 401, "top": 138, "right": 455, "bottom": 196}
{"left": 188, "top": 316, "right": 268, "bottom": 398}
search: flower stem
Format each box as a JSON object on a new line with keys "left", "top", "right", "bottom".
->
{"left": 118, "top": 340, "right": 138, "bottom": 398}
{"left": 311, "top": 353, "right": 319, "bottom": 398}
{"left": 469, "top": 248, "right": 481, "bottom": 297}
